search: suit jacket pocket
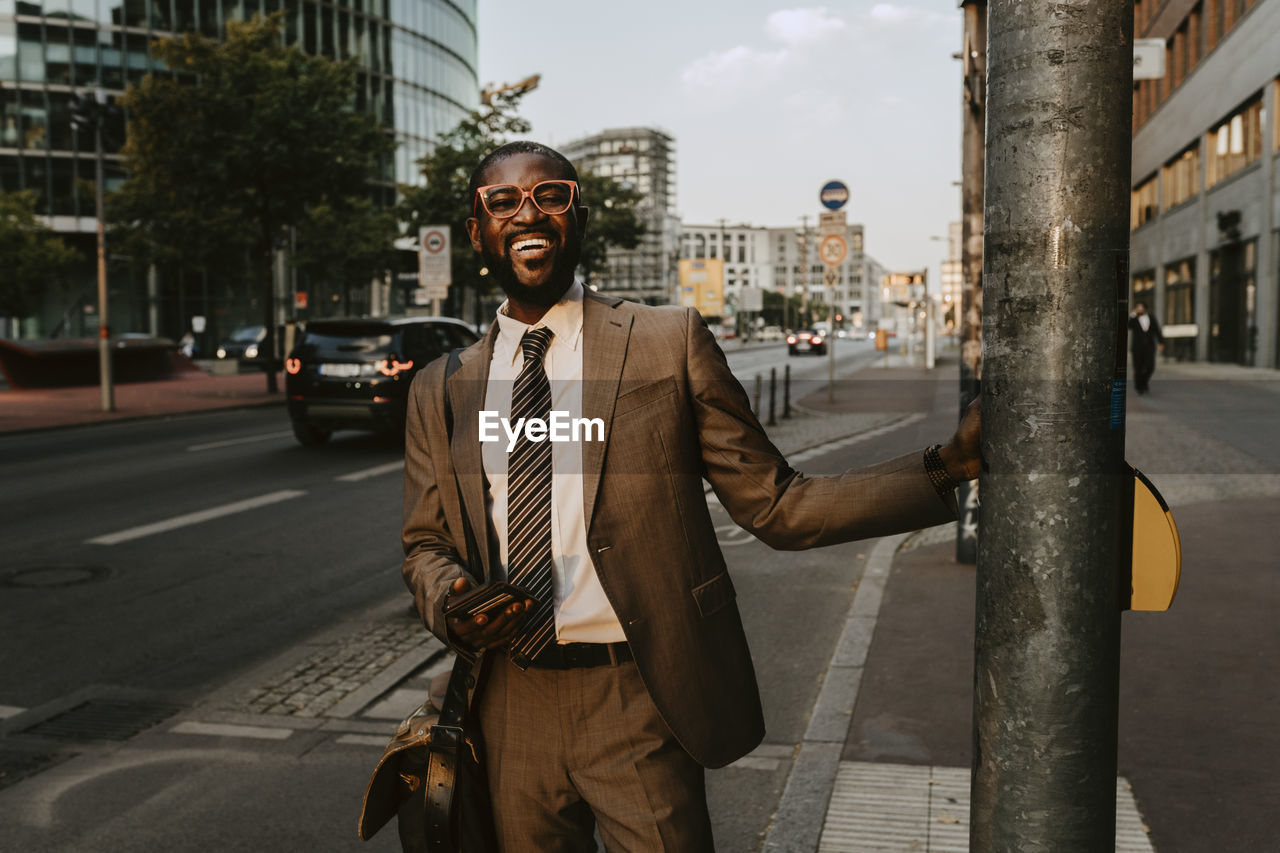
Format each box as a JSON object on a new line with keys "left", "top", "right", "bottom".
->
{"left": 692, "top": 570, "right": 736, "bottom": 618}
{"left": 613, "top": 376, "right": 677, "bottom": 419}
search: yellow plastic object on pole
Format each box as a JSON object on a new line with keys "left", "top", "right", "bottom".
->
{"left": 1126, "top": 466, "right": 1181, "bottom": 611}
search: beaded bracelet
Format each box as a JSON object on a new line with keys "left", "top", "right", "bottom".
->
{"left": 924, "top": 444, "right": 958, "bottom": 497}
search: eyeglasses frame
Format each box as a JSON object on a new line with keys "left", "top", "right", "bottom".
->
{"left": 472, "top": 180, "right": 580, "bottom": 219}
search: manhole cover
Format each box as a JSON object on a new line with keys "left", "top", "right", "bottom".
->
{"left": 21, "top": 699, "right": 183, "bottom": 742}
{"left": 2, "top": 565, "right": 112, "bottom": 588}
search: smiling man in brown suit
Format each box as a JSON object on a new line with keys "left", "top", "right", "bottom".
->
{"left": 401, "top": 141, "right": 981, "bottom": 851}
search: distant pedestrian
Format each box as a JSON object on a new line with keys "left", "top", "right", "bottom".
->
{"left": 399, "top": 140, "right": 984, "bottom": 850}
{"left": 179, "top": 331, "right": 196, "bottom": 359}
{"left": 1129, "top": 301, "right": 1164, "bottom": 394}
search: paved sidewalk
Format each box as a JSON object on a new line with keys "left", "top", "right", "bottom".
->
{"left": 0, "top": 370, "right": 283, "bottom": 434}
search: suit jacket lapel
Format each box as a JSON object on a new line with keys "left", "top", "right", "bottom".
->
{"left": 447, "top": 324, "right": 498, "bottom": 580}
{"left": 581, "top": 292, "right": 631, "bottom": 534}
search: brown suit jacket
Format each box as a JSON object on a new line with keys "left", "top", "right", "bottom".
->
{"left": 401, "top": 289, "right": 955, "bottom": 769}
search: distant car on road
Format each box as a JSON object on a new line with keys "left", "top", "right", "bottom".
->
{"left": 284, "top": 316, "right": 478, "bottom": 446}
{"left": 787, "top": 329, "right": 827, "bottom": 356}
{"left": 760, "top": 325, "right": 784, "bottom": 342}
{"left": 215, "top": 325, "right": 267, "bottom": 365}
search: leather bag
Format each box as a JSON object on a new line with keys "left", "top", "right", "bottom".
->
{"left": 357, "top": 655, "right": 498, "bottom": 852}
{"left": 358, "top": 347, "right": 499, "bottom": 851}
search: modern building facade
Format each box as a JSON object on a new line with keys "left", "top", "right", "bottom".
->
{"left": 679, "top": 222, "right": 772, "bottom": 324}
{"left": 560, "top": 127, "right": 679, "bottom": 304}
{"left": 1129, "top": 0, "right": 1279, "bottom": 367}
{"left": 0, "top": 0, "right": 478, "bottom": 339}
{"left": 679, "top": 220, "right": 885, "bottom": 333}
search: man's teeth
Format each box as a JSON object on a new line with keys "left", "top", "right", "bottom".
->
{"left": 512, "top": 238, "right": 550, "bottom": 252}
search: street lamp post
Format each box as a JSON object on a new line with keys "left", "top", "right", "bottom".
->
{"left": 72, "top": 89, "right": 113, "bottom": 412}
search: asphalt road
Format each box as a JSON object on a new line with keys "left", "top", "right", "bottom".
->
{"left": 0, "top": 339, "right": 880, "bottom": 713}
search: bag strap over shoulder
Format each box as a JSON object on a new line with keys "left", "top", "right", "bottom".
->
{"left": 440, "top": 345, "right": 487, "bottom": 723}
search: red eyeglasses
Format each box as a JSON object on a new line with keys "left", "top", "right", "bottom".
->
{"left": 473, "top": 180, "right": 579, "bottom": 219}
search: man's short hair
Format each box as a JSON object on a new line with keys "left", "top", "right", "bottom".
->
{"left": 466, "top": 141, "right": 581, "bottom": 211}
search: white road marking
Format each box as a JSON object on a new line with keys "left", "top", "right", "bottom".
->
{"left": 169, "top": 721, "right": 294, "bottom": 740}
{"left": 86, "top": 490, "right": 307, "bottom": 545}
{"left": 0, "top": 704, "right": 26, "bottom": 719}
{"left": 187, "top": 431, "right": 294, "bottom": 452}
{"left": 336, "top": 461, "right": 405, "bottom": 482}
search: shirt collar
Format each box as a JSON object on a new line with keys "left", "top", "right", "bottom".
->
{"left": 493, "top": 279, "right": 585, "bottom": 367}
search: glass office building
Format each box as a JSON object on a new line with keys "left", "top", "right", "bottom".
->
{"left": 0, "top": 0, "right": 478, "bottom": 336}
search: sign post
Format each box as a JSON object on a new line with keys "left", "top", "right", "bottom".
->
{"left": 817, "top": 181, "right": 849, "bottom": 403}
{"left": 417, "top": 226, "right": 451, "bottom": 315}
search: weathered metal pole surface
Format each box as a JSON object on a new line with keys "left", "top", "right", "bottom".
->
{"left": 956, "top": 0, "right": 986, "bottom": 565}
{"left": 972, "top": 0, "right": 1132, "bottom": 849}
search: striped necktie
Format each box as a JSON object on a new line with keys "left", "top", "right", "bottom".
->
{"left": 506, "top": 326, "right": 556, "bottom": 670}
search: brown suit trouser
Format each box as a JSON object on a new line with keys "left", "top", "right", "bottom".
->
{"left": 476, "top": 655, "right": 714, "bottom": 852}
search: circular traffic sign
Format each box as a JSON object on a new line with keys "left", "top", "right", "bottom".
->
{"left": 820, "top": 180, "right": 849, "bottom": 211}
{"left": 422, "top": 229, "right": 447, "bottom": 253}
{"left": 819, "top": 233, "right": 847, "bottom": 266}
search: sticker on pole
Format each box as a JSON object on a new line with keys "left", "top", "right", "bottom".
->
{"left": 819, "top": 180, "right": 849, "bottom": 211}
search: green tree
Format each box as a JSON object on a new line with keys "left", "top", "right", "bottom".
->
{"left": 0, "top": 191, "right": 78, "bottom": 322}
{"left": 397, "top": 86, "right": 645, "bottom": 322}
{"left": 575, "top": 170, "right": 644, "bottom": 287}
{"left": 111, "top": 13, "right": 394, "bottom": 391}
{"left": 294, "top": 196, "right": 399, "bottom": 315}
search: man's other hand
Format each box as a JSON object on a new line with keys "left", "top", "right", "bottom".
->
{"left": 444, "top": 576, "right": 534, "bottom": 653}
{"left": 938, "top": 396, "right": 982, "bottom": 482}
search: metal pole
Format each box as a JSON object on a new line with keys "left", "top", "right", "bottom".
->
{"left": 752, "top": 373, "right": 761, "bottom": 418}
{"left": 972, "top": 0, "right": 1131, "bottom": 849}
{"left": 94, "top": 91, "right": 113, "bottom": 412}
{"left": 957, "top": 0, "right": 987, "bottom": 565}
{"left": 767, "top": 367, "right": 777, "bottom": 427}
{"left": 783, "top": 364, "right": 791, "bottom": 418}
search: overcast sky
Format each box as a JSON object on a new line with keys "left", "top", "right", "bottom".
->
{"left": 476, "top": 1, "right": 963, "bottom": 289}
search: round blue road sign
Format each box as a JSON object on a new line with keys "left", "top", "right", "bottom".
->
{"left": 820, "top": 180, "right": 849, "bottom": 211}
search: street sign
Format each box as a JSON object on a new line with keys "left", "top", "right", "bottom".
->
{"left": 819, "top": 210, "right": 846, "bottom": 236}
{"left": 819, "top": 180, "right": 849, "bottom": 211}
{"left": 740, "top": 285, "right": 764, "bottom": 312}
{"left": 418, "top": 225, "right": 451, "bottom": 293}
{"left": 819, "top": 233, "right": 847, "bottom": 266}
{"left": 824, "top": 268, "right": 838, "bottom": 288}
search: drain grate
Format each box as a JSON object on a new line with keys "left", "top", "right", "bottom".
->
{"left": 21, "top": 699, "right": 183, "bottom": 742}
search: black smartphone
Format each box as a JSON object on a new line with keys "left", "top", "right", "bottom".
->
{"left": 443, "top": 582, "right": 539, "bottom": 620}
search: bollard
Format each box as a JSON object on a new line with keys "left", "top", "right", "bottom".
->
{"left": 767, "top": 367, "right": 777, "bottom": 426}
{"left": 753, "top": 373, "right": 762, "bottom": 418}
{"left": 783, "top": 364, "right": 791, "bottom": 419}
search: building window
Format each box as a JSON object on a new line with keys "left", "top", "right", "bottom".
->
{"left": 1162, "top": 144, "right": 1199, "bottom": 208}
{"left": 1133, "top": 269, "right": 1155, "bottom": 307}
{"left": 1206, "top": 97, "right": 1263, "bottom": 187}
{"left": 1163, "top": 258, "right": 1196, "bottom": 361}
{"left": 1130, "top": 174, "right": 1158, "bottom": 229}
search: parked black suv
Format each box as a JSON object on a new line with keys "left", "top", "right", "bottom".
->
{"left": 284, "top": 316, "right": 478, "bottom": 446}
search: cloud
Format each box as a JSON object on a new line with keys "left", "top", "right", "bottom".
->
{"left": 766, "top": 7, "right": 847, "bottom": 45}
{"left": 868, "top": 3, "right": 951, "bottom": 27}
{"left": 681, "top": 6, "right": 848, "bottom": 94}
{"left": 681, "top": 45, "right": 789, "bottom": 91}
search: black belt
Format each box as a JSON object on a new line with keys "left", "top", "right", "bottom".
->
{"left": 529, "top": 642, "right": 633, "bottom": 669}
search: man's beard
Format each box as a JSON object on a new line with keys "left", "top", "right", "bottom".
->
{"left": 482, "top": 238, "right": 581, "bottom": 310}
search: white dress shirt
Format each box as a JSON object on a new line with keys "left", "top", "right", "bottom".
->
{"left": 481, "top": 280, "right": 626, "bottom": 644}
